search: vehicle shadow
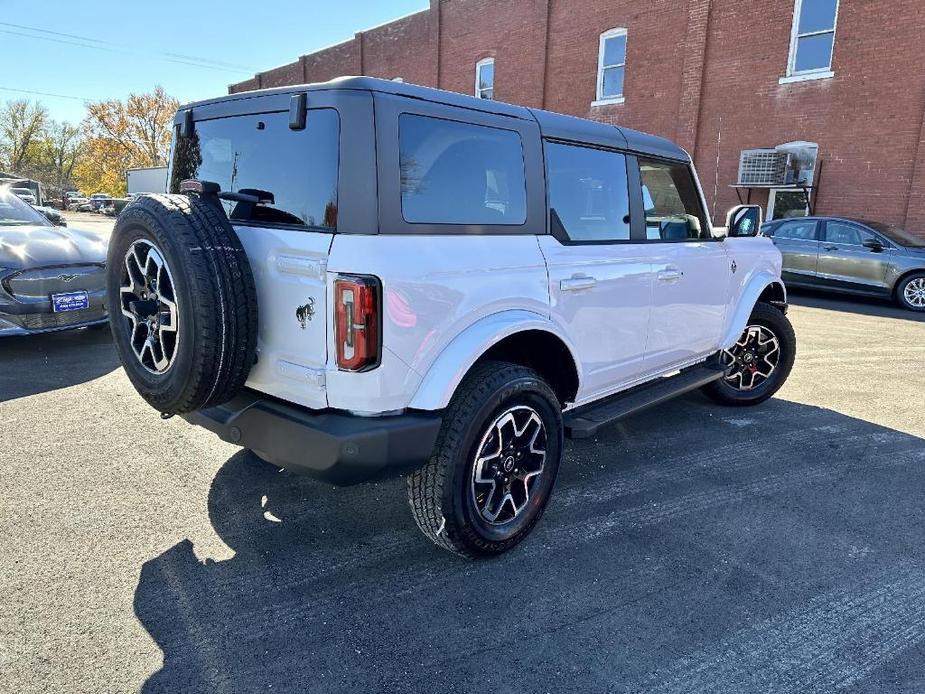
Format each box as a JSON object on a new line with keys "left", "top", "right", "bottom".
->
{"left": 0, "top": 327, "right": 119, "bottom": 402}
{"left": 787, "top": 287, "right": 925, "bottom": 322}
{"left": 134, "top": 395, "right": 925, "bottom": 693}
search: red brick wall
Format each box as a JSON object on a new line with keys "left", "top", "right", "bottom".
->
{"left": 228, "top": 0, "right": 925, "bottom": 235}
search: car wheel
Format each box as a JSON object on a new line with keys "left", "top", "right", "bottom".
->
{"left": 407, "top": 361, "right": 563, "bottom": 558}
{"left": 701, "top": 302, "right": 796, "bottom": 407}
{"left": 896, "top": 273, "right": 925, "bottom": 312}
{"left": 106, "top": 194, "right": 258, "bottom": 415}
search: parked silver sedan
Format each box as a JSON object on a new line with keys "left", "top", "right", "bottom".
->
{"left": 762, "top": 216, "right": 925, "bottom": 311}
{"left": 0, "top": 187, "right": 108, "bottom": 335}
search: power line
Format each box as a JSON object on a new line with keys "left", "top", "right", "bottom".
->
{"left": 0, "top": 86, "right": 89, "bottom": 101}
{"left": 0, "top": 21, "right": 257, "bottom": 74}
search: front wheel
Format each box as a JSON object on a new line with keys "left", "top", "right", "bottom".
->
{"left": 407, "top": 361, "right": 563, "bottom": 558}
{"left": 896, "top": 273, "right": 925, "bottom": 312}
{"left": 702, "top": 302, "right": 796, "bottom": 407}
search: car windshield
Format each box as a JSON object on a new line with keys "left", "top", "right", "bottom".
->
{"left": 862, "top": 220, "right": 925, "bottom": 248}
{"left": 0, "top": 188, "right": 51, "bottom": 226}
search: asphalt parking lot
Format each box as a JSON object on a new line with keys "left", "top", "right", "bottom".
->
{"left": 1, "top": 293, "right": 923, "bottom": 693}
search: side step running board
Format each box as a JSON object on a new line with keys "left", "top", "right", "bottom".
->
{"left": 564, "top": 362, "right": 725, "bottom": 439}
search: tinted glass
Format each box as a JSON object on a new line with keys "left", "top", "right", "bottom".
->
{"left": 798, "top": 0, "right": 838, "bottom": 33}
{"left": 864, "top": 221, "right": 925, "bottom": 248}
{"left": 0, "top": 188, "right": 50, "bottom": 226}
{"left": 825, "top": 221, "right": 875, "bottom": 246}
{"left": 170, "top": 109, "right": 339, "bottom": 229}
{"left": 546, "top": 142, "right": 630, "bottom": 242}
{"left": 638, "top": 158, "right": 706, "bottom": 240}
{"left": 603, "top": 34, "right": 626, "bottom": 66}
{"left": 774, "top": 219, "right": 818, "bottom": 240}
{"left": 399, "top": 114, "right": 526, "bottom": 225}
{"left": 795, "top": 33, "right": 834, "bottom": 72}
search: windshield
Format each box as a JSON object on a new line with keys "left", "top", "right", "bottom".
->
{"left": 863, "top": 221, "right": 925, "bottom": 248}
{"left": 0, "top": 188, "right": 51, "bottom": 226}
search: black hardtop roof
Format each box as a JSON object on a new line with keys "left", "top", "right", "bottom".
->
{"left": 183, "top": 76, "right": 689, "bottom": 162}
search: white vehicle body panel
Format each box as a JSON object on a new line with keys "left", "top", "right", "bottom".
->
{"left": 325, "top": 234, "right": 550, "bottom": 413}
{"left": 237, "top": 226, "right": 783, "bottom": 414}
{"left": 537, "top": 235, "right": 652, "bottom": 403}
{"left": 645, "top": 240, "right": 730, "bottom": 371}
{"left": 720, "top": 236, "right": 785, "bottom": 348}
{"left": 235, "top": 225, "right": 332, "bottom": 410}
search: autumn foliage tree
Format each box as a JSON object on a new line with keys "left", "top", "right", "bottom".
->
{"left": 0, "top": 100, "right": 49, "bottom": 174}
{"left": 75, "top": 86, "right": 178, "bottom": 196}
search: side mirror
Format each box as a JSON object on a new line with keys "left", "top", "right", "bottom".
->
{"left": 863, "top": 238, "right": 884, "bottom": 252}
{"left": 725, "top": 205, "right": 763, "bottom": 238}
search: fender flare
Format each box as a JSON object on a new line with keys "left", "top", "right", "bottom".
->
{"left": 721, "top": 272, "right": 787, "bottom": 348}
{"left": 408, "top": 309, "right": 582, "bottom": 411}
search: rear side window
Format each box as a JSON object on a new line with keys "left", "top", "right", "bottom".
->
{"left": 170, "top": 109, "right": 339, "bottom": 229}
{"left": 773, "top": 219, "right": 818, "bottom": 240}
{"left": 638, "top": 158, "right": 707, "bottom": 241}
{"left": 546, "top": 141, "right": 630, "bottom": 242}
{"left": 399, "top": 114, "right": 526, "bottom": 225}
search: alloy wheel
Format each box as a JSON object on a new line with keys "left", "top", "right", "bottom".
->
{"left": 119, "top": 240, "right": 179, "bottom": 374}
{"left": 721, "top": 324, "right": 780, "bottom": 391}
{"left": 470, "top": 406, "right": 547, "bottom": 524}
{"left": 903, "top": 278, "right": 925, "bottom": 308}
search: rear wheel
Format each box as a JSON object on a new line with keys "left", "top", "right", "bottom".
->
{"left": 702, "top": 302, "right": 795, "bottom": 407}
{"left": 896, "top": 273, "right": 925, "bottom": 312}
{"left": 407, "top": 361, "right": 563, "bottom": 558}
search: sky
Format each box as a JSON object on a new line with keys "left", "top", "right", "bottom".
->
{"left": 0, "top": 0, "right": 428, "bottom": 124}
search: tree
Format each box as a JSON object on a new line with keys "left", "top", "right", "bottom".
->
{"left": 0, "top": 100, "right": 48, "bottom": 173}
{"left": 24, "top": 121, "right": 84, "bottom": 191}
{"left": 76, "top": 86, "right": 178, "bottom": 195}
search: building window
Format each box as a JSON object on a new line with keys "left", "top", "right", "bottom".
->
{"left": 782, "top": 0, "right": 839, "bottom": 82}
{"left": 475, "top": 58, "right": 494, "bottom": 100}
{"left": 594, "top": 28, "right": 627, "bottom": 105}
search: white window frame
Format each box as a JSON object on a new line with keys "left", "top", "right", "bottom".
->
{"left": 768, "top": 188, "right": 810, "bottom": 221}
{"left": 593, "top": 27, "right": 627, "bottom": 106}
{"left": 780, "top": 0, "right": 839, "bottom": 84}
{"left": 475, "top": 58, "right": 494, "bottom": 100}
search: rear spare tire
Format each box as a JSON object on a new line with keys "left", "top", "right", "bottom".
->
{"left": 105, "top": 194, "right": 258, "bottom": 415}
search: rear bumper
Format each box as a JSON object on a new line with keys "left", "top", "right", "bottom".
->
{"left": 182, "top": 390, "right": 443, "bottom": 485}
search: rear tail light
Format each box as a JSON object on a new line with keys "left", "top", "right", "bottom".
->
{"left": 334, "top": 274, "right": 381, "bottom": 371}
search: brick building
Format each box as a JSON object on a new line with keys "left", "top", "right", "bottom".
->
{"left": 229, "top": 0, "right": 925, "bottom": 235}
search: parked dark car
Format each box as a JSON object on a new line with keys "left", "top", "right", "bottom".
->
{"left": 761, "top": 216, "right": 925, "bottom": 311}
{"left": 0, "top": 186, "right": 108, "bottom": 335}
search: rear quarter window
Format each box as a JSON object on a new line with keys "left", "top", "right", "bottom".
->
{"left": 398, "top": 114, "right": 527, "bottom": 226}
{"left": 170, "top": 108, "right": 339, "bottom": 229}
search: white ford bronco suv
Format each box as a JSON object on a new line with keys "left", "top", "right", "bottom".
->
{"left": 106, "top": 77, "right": 795, "bottom": 557}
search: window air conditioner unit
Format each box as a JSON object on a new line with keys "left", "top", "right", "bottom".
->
{"left": 737, "top": 149, "right": 789, "bottom": 186}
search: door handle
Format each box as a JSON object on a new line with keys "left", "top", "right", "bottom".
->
{"left": 560, "top": 275, "right": 597, "bottom": 292}
{"left": 657, "top": 267, "right": 683, "bottom": 283}
{"left": 824, "top": 245, "right": 838, "bottom": 251}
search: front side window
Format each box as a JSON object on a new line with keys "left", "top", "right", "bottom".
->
{"left": 596, "top": 28, "right": 627, "bottom": 102}
{"left": 546, "top": 142, "right": 630, "bottom": 242}
{"left": 399, "top": 114, "right": 526, "bottom": 225}
{"left": 824, "top": 221, "right": 877, "bottom": 247}
{"left": 475, "top": 58, "right": 494, "bottom": 100}
{"left": 638, "top": 158, "right": 707, "bottom": 241}
{"left": 170, "top": 109, "right": 339, "bottom": 229}
{"left": 788, "top": 0, "right": 839, "bottom": 76}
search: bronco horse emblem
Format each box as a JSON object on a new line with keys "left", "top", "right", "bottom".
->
{"left": 296, "top": 298, "right": 315, "bottom": 329}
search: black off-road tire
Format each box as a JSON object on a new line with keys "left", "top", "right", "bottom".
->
{"left": 702, "top": 302, "right": 796, "bottom": 407}
{"left": 407, "top": 361, "right": 563, "bottom": 558}
{"left": 106, "top": 194, "right": 258, "bottom": 415}
{"left": 896, "top": 272, "right": 925, "bottom": 312}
